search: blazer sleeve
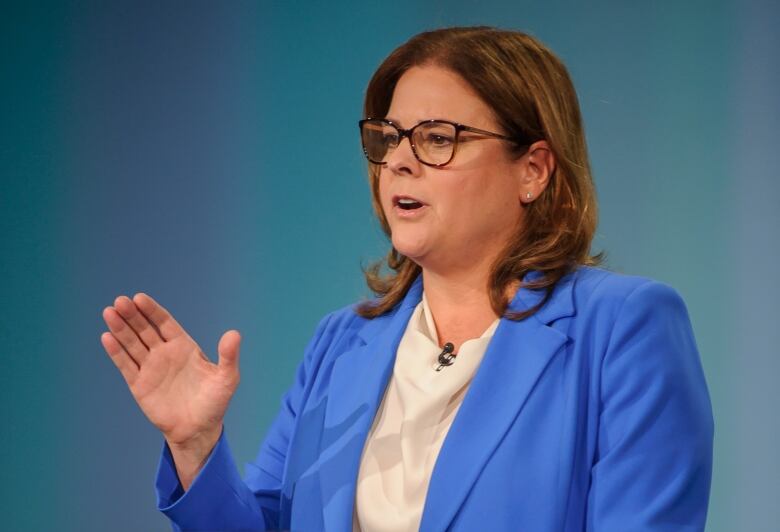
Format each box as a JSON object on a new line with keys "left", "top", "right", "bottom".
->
{"left": 154, "top": 312, "right": 335, "bottom": 531}
{"left": 586, "top": 280, "right": 714, "bottom": 531}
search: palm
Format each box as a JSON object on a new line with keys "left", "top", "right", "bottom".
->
{"left": 132, "top": 336, "right": 227, "bottom": 441}
{"left": 100, "top": 293, "right": 241, "bottom": 445}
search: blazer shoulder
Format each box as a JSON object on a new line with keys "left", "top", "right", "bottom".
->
{"left": 308, "top": 301, "right": 368, "bottom": 344}
{"left": 571, "top": 266, "right": 688, "bottom": 316}
{"left": 306, "top": 296, "right": 393, "bottom": 348}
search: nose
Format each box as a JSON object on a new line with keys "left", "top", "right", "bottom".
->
{"left": 385, "top": 134, "right": 422, "bottom": 176}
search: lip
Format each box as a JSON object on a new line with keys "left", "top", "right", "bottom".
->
{"left": 390, "top": 194, "right": 429, "bottom": 219}
{"left": 392, "top": 203, "right": 429, "bottom": 219}
{"left": 392, "top": 194, "right": 427, "bottom": 206}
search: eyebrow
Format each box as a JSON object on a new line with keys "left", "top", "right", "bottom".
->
{"left": 383, "top": 117, "right": 456, "bottom": 128}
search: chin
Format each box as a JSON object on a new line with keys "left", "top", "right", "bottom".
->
{"left": 391, "top": 234, "right": 428, "bottom": 262}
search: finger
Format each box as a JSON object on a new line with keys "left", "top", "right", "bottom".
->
{"left": 132, "top": 293, "right": 185, "bottom": 341}
{"left": 102, "top": 306, "right": 150, "bottom": 366}
{"left": 100, "top": 331, "right": 139, "bottom": 385}
{"left": 217, "top": 330, "right": 241, "bottom": 374}
{"left": 114, "top": 295, "right": 164, "bottom": 349}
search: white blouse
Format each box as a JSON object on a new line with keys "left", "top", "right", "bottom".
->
{"left": 353, "top": 293, "right": 500, "bottom": 532}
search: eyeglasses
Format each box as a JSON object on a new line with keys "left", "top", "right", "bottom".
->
{"left": 358, "top": 118, "right": 517, "bottom": 167}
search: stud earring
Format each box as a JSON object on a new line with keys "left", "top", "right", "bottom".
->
{"left": 526, "top": 191, "right": 533, "bottom": 200}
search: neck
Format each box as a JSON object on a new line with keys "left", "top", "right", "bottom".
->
{"left": 422, "top": 269, "right": 492, "bottom": 315}
{"left": 420, "top": 267, "right": 501, "bottom": 351}
{"left": 414, "top": 245, "right": 521, "bottom": 349}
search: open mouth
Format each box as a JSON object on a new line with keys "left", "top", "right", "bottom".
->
{"left": 394, "top": 196, "right": 426, "bottom": 210}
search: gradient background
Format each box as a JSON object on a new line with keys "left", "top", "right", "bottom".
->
{"left": 1, "top": 1, "right": 777, "bottom": 530}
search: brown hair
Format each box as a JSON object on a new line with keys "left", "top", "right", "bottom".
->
{"left": 356, "top": 26, "right": 602, "bottom": 320}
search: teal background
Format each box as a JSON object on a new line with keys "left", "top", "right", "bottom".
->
{"left": 1, "top": 1, "right": 777, "bottom": 530}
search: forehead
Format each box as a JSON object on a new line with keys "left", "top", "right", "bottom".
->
{"left": 386, "top": 65, "right": 498, "bottom": 130}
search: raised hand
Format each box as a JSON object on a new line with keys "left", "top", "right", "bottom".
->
{"left": 100, "top": 293, "right": 241, "bottom": 456}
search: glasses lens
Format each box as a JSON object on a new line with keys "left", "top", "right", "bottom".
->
{"left": 361, "top": 120, "right": 398, "bottom": 163}
{"left": 413, "top": 121, "right": 456, "bottom": 165}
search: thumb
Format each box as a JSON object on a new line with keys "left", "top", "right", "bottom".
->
{"left": 217, "top": 329, "right": 241, "bottom": 375}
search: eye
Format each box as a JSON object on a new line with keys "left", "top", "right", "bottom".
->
{"left": 423, "top": 132, "right": 454, "bottom": 148}
{"left": 382, "top": 132, "right": 400, "bottom": 146}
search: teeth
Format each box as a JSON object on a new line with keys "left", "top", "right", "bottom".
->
{"left": 397, "top": 198, "right": 423, "bottom": 211}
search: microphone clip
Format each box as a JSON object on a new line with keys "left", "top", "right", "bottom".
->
{"left": 435, "top": 342, "right": 456, "bottom": 372}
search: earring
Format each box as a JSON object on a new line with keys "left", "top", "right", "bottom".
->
{"left": 526, "top": 191, "right": 533, "bottom": 200}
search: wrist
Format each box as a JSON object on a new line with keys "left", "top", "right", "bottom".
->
{"left": 166, "top": 424, "right": 223, "bottom": 490}
{"left": 168, "top": 424, "right": 222, "bottom": 456}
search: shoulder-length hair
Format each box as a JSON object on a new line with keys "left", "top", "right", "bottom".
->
{"left": 356, "top": 26, "right": 601, "bottom": 321}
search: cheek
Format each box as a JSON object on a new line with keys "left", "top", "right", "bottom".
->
{"left": 378, "top": 179, "right": 388, "bottom": 204}
{"left": 455, "top": 173, "right": 516, "bottom": 212}
{"left": 376, "top": 173, "right": 393, "bottom": 217}
{"left": 447, "top": 174, "right": 522, "bottom": 231}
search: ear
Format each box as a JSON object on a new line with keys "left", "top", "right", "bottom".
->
{"left": 517, "top": 140, "right": 555, "bottom": 204}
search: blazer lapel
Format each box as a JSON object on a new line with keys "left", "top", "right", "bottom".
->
{"left": 318, "top": 276, "right": 424, "bottom": 531}
{"left": 419, "top": 271, "right": 576, "bottom": 531}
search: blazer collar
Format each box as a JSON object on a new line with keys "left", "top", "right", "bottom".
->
{"left": 317, "top": 275, "right": 423, "bottom": 530}
{"left": 318, "top": 270, "right": 577, "bottom": 531}
{"left": 511, "top": 268, "right": 576, "bottom": 324}
{"left": 355, "top": 273, "right": 424, "bottom": 344}
{"left": 420, "top": 269, "right": 577, "bottom": 530}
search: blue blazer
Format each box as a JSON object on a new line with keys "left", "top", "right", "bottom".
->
{"left": 156, "top": 267, "right": 714, "bottom": 531}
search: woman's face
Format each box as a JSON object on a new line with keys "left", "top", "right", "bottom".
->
{"left": 378, "top": 65, "right": 528, "bottom": 276}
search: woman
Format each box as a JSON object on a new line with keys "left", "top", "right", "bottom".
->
{"left": 100, "top": 27, "right": 714, "bottom": 531}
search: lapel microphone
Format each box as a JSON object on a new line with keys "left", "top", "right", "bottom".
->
{"left": 435, "top": 342, "right": 456, "bottom": 372}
